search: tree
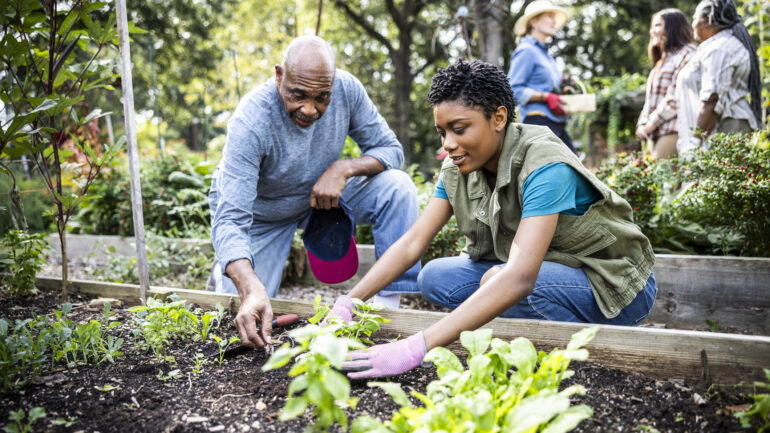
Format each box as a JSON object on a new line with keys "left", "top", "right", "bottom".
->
{"left": 331, "top": 0, "right": 463, "bottom": 163}
{"left": 0, "top": 0, "right": 124, "bottom": 301}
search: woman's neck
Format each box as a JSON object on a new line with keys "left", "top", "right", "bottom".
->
{"left": 529, "top": 31, "right": 549, "bottom": 44}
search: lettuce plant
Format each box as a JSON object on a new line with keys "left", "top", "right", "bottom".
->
{"left": 352, "top": 326, "right": 600, "bottom": 433}
{"left": 734, "top": 368, "right": 770, "bottom": 432}
{"left": 262, "top": 324, "right": 364, "bottom": 432}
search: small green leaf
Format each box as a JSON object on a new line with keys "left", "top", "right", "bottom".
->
{"left": 279, "top": 396, "right": 308, "bottom": 420}
{"left": 460, "top": 328, "right": 493, "bottom": 356}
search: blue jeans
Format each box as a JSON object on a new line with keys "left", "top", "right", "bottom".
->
{"left": 418, "top": 256, "right": 656, "bottom": 325}
{"left": 212, "top": 170, "right": 421, "bottom": 297}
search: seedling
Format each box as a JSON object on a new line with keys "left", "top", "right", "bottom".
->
{"left": 192, "top": 352, "right": 207, "bottom": 373}
{"left": 263, "top": 324, "right": 364, "bottom": 432}
{"left": 95, "top": 384, "right": 119, "bottom": 392}
{"left": 308, "top": 295, "right": 390, "bottom": 345}
{"left": 636, "top": 425, "right": 661, "bottom": 433}
{"left": 352, "top": 326, "right": 600, "bottom": 432}
{"left": 156, "top": 369, "right": 182, "bottom": 382}
{"left": 52, "top": 417, "right": 78, "bottom": 428}
{"left": 210, "top": 335, "right": 240, "bottom": 366}
{"left": 705, "top": 319, "right": 720, "bottom": 332}
{"left": 3, "top": 407, "right": 46, "bottom": 433}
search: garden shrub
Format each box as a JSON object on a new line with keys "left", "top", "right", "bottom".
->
{"left": 0, "top": 230, "right": 48, "bottom": 296}
{"left": 74, "top": 149, "right": 215, "bottom": 238}
{"left": 0, "top": 170, "right": 54, "bottom": 233}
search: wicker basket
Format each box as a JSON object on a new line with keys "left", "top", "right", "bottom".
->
{"left": 559, "top": 80, "right": 596, "bottom": 114}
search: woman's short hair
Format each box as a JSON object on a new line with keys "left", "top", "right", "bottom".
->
{"left": 648, "top": 9, "right": 694, "bottom": 64}
{"left": 428, "top": 59, "right": 516, "bottom": 124}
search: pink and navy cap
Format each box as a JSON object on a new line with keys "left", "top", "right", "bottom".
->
{"left": 303, "top": 200, "right": 359, "bottom": 284}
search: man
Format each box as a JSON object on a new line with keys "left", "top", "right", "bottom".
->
{"left": 209, "top": 36, "right": 420, "bottom": 350}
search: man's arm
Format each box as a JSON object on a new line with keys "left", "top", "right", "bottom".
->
{"left": 227, "top": 259, "right": 273, "bottom": 348}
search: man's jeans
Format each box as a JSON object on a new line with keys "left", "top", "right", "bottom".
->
{"left": 210, "top": 169, "right": 421, "bottom": 297}
{"left": 418, "top": 256, "right": 657, "bottom": 325}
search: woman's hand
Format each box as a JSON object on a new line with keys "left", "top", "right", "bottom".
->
{"left": 341, "top": 332, "right": 427, "bottom": 379}
{"left": 636, "top": 124, "right": 654, "bottom": 140}
{"left": 320, "top": 295, "right": 355, "bottom": 326}
{"left": 545, "top": 93, "right": 566, "bottom": 116}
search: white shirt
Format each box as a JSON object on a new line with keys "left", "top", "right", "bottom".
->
{"left": 675, "top": 29, "right": 757, "bottom": 154}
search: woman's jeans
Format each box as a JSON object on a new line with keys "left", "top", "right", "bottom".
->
{"left": 418, "top": 256, "right": 657, "bottom": 326}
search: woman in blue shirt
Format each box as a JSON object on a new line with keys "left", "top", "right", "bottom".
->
{"left": 507, "top": 0, "right": 576, "bottom": 153}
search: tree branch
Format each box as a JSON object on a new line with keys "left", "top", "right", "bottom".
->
{"left": 333, "top": 0, "right": 394, "bottom": 56}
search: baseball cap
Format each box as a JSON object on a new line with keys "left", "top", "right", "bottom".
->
{"left": 303, "top": 200, "right": 359, "bottom": 284}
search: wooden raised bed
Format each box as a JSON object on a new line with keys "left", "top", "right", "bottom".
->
{"left": 35, "top": 276, "right": 770, "bottom": 391}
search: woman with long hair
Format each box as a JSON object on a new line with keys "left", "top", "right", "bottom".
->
{"left": 676, "top": 0, "right": 761, "bottom": 154}
{"left": 636, "top": 9, "right": 696, "bottom": 159}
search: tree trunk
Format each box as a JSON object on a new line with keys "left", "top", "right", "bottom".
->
{"left": 471, "top": 0, "right": 507, "bottom": 67}
{"left": 393, "top": 50, "right": 413, "bottom": 164}
{"left": 59, "top": 224, "right": 69, "bottom": 303}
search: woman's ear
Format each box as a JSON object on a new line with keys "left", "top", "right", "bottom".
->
{"left": 493, "top": 106, "right": 508, "bottom": 132}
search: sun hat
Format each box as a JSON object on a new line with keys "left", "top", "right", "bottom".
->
{"left": 513, "top": 0, "right": 568, "bottom": 36}
{"left": 303, "top": 199, "right": 359, "bottom": 284}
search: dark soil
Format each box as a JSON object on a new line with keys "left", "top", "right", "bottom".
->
{"left": 0, "top": 288, "right": 754, "bottom": 433}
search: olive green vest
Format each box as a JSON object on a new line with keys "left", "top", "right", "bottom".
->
{"left": 441, "top": 124, "right": 655, "bottom": 318}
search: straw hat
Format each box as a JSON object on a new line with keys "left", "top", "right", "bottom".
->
{"left": 513, "top": 0, "right": 568, "bottom": 36}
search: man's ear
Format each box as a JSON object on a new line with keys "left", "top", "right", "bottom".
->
{"left": 275, "top": 65, "right": 283, "bottom": 89}
{"left": 494, "top": 106, "right": 508, "bottom": 131}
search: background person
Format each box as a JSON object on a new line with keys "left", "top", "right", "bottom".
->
{"left": 675, "top": 0, "right": 761, "bottom": 154}
{"left": 507, "top": 0, "right": 576, "bottom": 154}
{"left": 209, "top": 36, "right": 420, "bottom": 349}
{"left": 635, "top": 9, "right": 697, "bottom": 159}
{"left": 325, "top": 60, "right": 656, "bottom": 379}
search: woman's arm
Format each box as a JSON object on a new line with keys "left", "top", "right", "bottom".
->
{"left": 696, "top": 93, "right": 719, "bottom": 136}
{"left": 346, "top": 197, "right": 453, "bottom": 301}
{"left": 423, "top": 213, "right": 558, "bottom": 350}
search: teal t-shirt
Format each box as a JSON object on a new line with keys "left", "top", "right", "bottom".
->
{"left": 433, "top": 162, "right": 601, "bottom": 218}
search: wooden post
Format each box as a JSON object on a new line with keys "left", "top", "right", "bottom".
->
{"left": 115, "top": 0, "right": 150, "bottom": 302}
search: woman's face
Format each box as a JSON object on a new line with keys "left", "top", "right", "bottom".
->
{"left": 650, "top": 15, "right": 665, "bottom": 47}
{"left": 692, "top": 6, "right": 712, "bottom": 42}
{"left": 530, "top": 12, "right": 557, "bottom": 37}
{"left": 433, "top": 101, "right": 507, "bottom": 175}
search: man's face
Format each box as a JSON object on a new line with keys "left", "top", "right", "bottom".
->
{"left": 275, "top": 64, "right": 334, "bottom": 128}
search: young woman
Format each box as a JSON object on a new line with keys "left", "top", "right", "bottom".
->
{"left": 507, "top": 1, "right": 575, "bottom": 154}
{"left": 329, "top": 60, "right": 657, "bottom": 379}
{"left": 636, "top": 9, "right": 697, "bottom": 159}
{"left": 675, "top": 0, "right": 761, "bottom": 154}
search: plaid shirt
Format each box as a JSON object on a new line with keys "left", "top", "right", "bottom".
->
{"left": 638, "top": 43, "right": 697, "bottom": 137}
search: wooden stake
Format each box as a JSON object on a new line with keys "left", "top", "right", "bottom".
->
{"left": 115, "top": 0, "right": 150, "bottom": 302}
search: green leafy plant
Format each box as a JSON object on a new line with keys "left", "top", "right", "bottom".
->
{"left": 0, "top": 230, "right": 48, "bottom": 296}
{"left": 262, "top": 324, "right": 364, "bottom": 432}
{"left": 308, "top": 295, "right": 390, "bottom": 345}
{"left": 735, "top": 368, "right": 770, "bottom": 432}
{"left": 3, "top": 407, "right": 46, "bottom": 433}
{"left": 0, "top": 0, "right": 129, "bottom": 301}
{"left": 156, "top": 368, "right": 182, "bottom": 382}
{"left": 210, "top": 334, "right": 239, "bottom": 366}
{"left": 352, "top": 326, "right": 600, "bottom": 432}
{"left": 129, "top": 295, "right": 223, "bottom": 362}
{"left": 192, "top": 352, "right": 206, "bottom": 374}
{"left": 52, "top": 417, "right": 78, "bottom": 427}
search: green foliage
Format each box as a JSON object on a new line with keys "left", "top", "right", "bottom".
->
{"left": 0, "top": 303, "right": 123, "bottom": 393}
{"left": 210, "top": 334, "right": 239, "bottom": 366}
{"left": 3, "top": 407, "right": 46, "bottom": 433}
{"left": 352, "top": 326, "right": 599, "bottom": 432}
{"left": 0, "top": 169, "right": 54, "bottom": 233}
{"left": 155, "top": 368, "right": 182, "bottom": 382}
{"left": 262, "top": 324, "right": 364, "bottom": 432}
{"left": 74, "top": 150, "right": 215, "bottom": 238}
{"left": 308, "top": 295, "right": 390, "bottom": 345}
{"left": 595, "top": 130, "right": 770, "bottom": 257}
{"left": 128, "top": 295, "right": 224, "bottom": 363}
{"left": 734, "top": 369, "right": 770, "bottom": 432}
{"left": 0, "top": 230, "right": 48, "bottom": 296}
{"left": 192, "top": 352, "right": 206, "bottom": 374}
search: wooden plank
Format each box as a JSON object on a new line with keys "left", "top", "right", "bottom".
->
{"left": 35, "top": 276, "right": 770, "bottom": 389}
{"left": 115, "top": 0, "right": 150, "bottom": 300}
{"left": 651, "top": 254, "right": 770, "bottom": 334}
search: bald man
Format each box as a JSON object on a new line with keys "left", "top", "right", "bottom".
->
{"left": 208, "top": 36, "right": 420, "bottom": 348}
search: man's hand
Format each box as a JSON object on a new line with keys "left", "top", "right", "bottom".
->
{"left": 311, "top": 161, "right": 349, "bottom": 209}
{"left": 235, "top": 291, "right": 273, "bottom": 348}
{"left": 545, "top": 93, "right": 566, "bottom": 116}
{"left": 341, "top": 332, "right": 427, "bottom": 379}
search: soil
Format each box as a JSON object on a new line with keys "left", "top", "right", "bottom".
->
{"left": 0, "top": 288, "right": 756, "bottom": 433}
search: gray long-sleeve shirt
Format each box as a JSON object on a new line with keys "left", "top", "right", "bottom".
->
{"left": 210, "top": 69, "right": 404, "bottom": 270}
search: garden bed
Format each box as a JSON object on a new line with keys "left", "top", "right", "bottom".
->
{"left": 0, "top": 287, "right": 756, "bottom": 433}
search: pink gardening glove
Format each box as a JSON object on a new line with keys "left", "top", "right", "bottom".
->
{"left": 320, "top": 295, "right": 354, "bottom": 326}
{"left": 545, "top": 92, "right": 566, "bottom": 116}
{"left": 341, "top": 332, "right": 427, "bottom": 379}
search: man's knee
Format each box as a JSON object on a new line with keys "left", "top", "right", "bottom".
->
{"left": 417, "top": 259, "right": 443, "bottom": 301}
{"left": 377, "top": 169, "right": 417, "bottom": 202}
